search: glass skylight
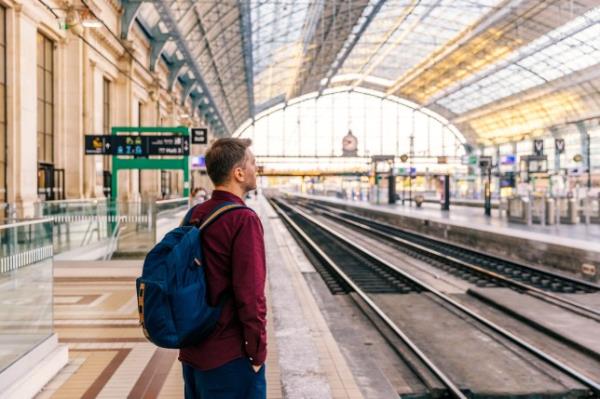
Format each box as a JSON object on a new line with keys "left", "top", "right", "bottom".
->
{"left": 250, "top": 0, "right": 311, "bottom": 107}
{"left": 435, "top": 6, "right": 600, "bottom": 114}
{"left": 337, "top": 0, "right": 501, "bottom": 85}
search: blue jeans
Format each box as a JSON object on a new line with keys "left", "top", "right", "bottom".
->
{"left": 182, "top": 357, "right": 266, "bottom": 399}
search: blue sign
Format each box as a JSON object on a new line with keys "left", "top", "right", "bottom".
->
{"left": 500, "top": 154, "right": 516, "bottom": 165}
{"left": 191, "top": 155, "right": 206, "bottom": 169}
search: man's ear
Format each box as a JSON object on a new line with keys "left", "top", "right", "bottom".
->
{"left": 233, "top": 166, "right": 244, "bottom": 182}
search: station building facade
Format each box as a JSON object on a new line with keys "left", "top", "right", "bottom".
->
{"left": 0, "top": 0, "right": 214, "bottom": 216}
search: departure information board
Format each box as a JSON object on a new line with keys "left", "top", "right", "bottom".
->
{"left": 85, "top": 135, "right": 190, "bottom": 156}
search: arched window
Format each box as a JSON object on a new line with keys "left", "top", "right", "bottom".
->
{"left": 236, "top": 88, "right": 467, "bottom": 161}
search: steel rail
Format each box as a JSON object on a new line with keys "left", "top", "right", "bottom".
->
{"left": 270, "top": 199, "right": 468, "bottom": 399}
{"left": 275, "top": 198, "right": 600, "bottom": 394}
{"left": 307, "top": 199, "right": 600, "bottom": 292}
{"left": 311, "top": 204, "right": 600, "bottom": 321}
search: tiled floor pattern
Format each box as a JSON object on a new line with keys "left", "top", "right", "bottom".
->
{"left": 36, "top": 262, "right": 282, "bottom": 398}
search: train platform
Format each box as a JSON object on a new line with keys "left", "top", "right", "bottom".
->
{"left": 288, "top": 193, "right": 600, "bottom": 282}
{"left": 31, "top": 196, "right": 367, "bottom": 399}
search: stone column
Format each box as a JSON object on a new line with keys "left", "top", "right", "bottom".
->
{"left": 11, "top": 6, "right": 38, "bottom": 215}
{"left": 113, "top": 50, "right": 133, "bottom": 201}
{"left": 140, "top": 82, "right": 161, "bottom": 199}
{"left": 62, "top": 33, "right": 86, "bottom": 198}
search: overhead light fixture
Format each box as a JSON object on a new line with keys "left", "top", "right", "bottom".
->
{"left": 81, "top": 18, "right": 102, "bottom": 28}
{"left": 80, "top": 9, "right": 102, "bottom": 28}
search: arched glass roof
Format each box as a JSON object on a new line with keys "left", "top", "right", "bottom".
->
{"left": 131, "top": 0, "right": 600, "bottom": 144}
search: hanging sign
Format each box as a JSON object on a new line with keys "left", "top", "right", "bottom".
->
{"left": 555, "top": 138, "right": 565, "bottom": 154}
{"left": 85, "top": 135, "right": 112, "bottom": 155}
{"left": 478, "top": 156, "right": 492, "bottom": 169}
{"left": 147, "top": 136, "right": 189, "bottom": 156}
{"left": 113, "top": 136, "right": 145, "bottom": 156}
{"left": 533, "top": 139, "right": 544, "bottom": 156}
{"left": 85, "top": 135, "right": 190, "bottom": 156}
{"left": 500, "top": 154, "right": 516, "bottom": 165}
{"left": 191, "top": 128, "right": 208, "bottom": 145}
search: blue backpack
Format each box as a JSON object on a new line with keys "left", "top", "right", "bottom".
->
{"left": 136, "top": 202, "right": 244, "bottom": 349}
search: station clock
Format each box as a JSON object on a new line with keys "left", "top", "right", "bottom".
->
{"left": 342, "top": 130, "right": 358, "bottom": 156}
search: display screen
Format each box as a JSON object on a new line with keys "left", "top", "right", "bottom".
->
{"left": 191, "top": 155, "right": 206, "bottom": 169}
{"left": 500, "top": 154, "right": 516, "bottom": 165}
{"left": 500, "top": 172, "right": 515, "bottom": 187}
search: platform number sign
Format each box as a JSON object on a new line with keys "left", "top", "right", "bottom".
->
{"left": 555, "top": 138, "right": 565, "bottom": 154}
{"left": 533, "top": 139, "right": 544, "bottom": 156}
{"left": 191, "top": 128, "right": 208, "bottom": 145}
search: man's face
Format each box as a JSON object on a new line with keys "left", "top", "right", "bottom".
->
{"left": 238, "top": 148, "right": 257, "bottom": 192}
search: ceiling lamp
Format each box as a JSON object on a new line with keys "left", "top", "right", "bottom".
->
{"left": 80, "top": 9, "right": 102, "bottom": 28}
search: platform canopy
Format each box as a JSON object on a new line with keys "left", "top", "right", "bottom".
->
{"left": 130, "top": 0, "right": 600, "bottom": 144}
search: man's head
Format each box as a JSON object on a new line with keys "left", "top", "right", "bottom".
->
{"left": 205, "top": 138, "right": 257, "bottom": 194}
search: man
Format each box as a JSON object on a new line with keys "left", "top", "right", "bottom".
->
{"left": 180, "top": 138, "right": 266, "bottom": 399}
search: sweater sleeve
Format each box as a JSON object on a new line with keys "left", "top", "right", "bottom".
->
{"left": 231, "top": 210, "right": 267, "bottom": 365}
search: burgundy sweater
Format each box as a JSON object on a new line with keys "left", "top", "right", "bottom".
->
{"left": 178, "top": 190, "right": 267, "bottom": 370}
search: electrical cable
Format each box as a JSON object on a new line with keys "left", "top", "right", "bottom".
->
{"left": 36, "top": 0, "right": 59, "bottom": 18}
{"left": 34, "top": 0, "right": 192, "bottom": 111}
{"left": 75, "top": 32, "right": 150, "bottom": 93}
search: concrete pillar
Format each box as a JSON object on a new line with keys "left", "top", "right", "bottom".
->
{"left": 113, "top": 53, "right": 133, "bottom": 201}
{"left": 62, "top": 33, "right": 86, "bottom": 199}
{"left": 11, "top": 7, "right": 38, "bottom": 215}
{"left": 575, "top": 121, "right": 591, "bottom": 190}
{"left": 549, "top": 127, "right": 560, "bottom": 174}
{"left": 130, "top": 97, "right": 141, "bottom": 201}
{"left": 91, "top": 62, "right": 107, "bottom": 197}
{"left": 140, "top": 88, "right": 161, "bottom": 199}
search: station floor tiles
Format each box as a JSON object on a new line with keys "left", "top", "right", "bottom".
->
{"left": 35, "top": 261, "right": 282, "bottom": 399}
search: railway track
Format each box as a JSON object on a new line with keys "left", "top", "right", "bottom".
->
{"left": 297, "top": 199, "right": 600, "bottom": 321}
{"left": 269, "top": 196, "right": 600, "bottom": 398}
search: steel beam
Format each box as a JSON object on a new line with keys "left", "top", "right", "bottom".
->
{"left": 191, "top": 92, "right": 203, "bottom": 117}
{"left": 180, "top": 78, "right": 197, "bottom": 106}
{"left": 153, "top": 0, "right": 230, "bottom": 134}
{"left": 318, "top": 0, "right": 386, "bottom": 96}
{"left": 121, "top": 0, "right": 145, "bottom": 39}
{"left": 167, "top": 59, "right": 186, "bottom": 92}
{"left": 237, "top": 0, "right": 255, "bottom": 119}
{"left": 149, "top": 28, "right": 172, "bottom": 71}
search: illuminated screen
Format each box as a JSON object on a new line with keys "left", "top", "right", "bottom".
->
{"left": 500, "top": 154, "right": 516, "bottom": 165}
{"left": 191, "top": 155, "right": 206, "bottom": 169}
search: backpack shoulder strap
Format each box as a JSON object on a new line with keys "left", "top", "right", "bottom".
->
{"left": 180, "top": 204, "right": 201, "bottom": 226}
{"left": 199, "top": 202, "right": 248, "bottom": 231}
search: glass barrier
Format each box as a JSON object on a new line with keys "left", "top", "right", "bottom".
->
{"left": 0, "top": 219, "right": 54, "bottom": 373}
{"left": 35, "top": 198, "right": 191, "bottom": 258}
{"left": 114, "top": 199, "right": 188, "bottom": 258}
{"left": 36, "top": 199, "right": 112, "bottom": 254}
{"left": 156, "top": 198, "right": 189, "bottom": 214}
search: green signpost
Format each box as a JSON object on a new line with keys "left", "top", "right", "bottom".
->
{"left": 110, "top": 126, "right": 190, "bottom": 200}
